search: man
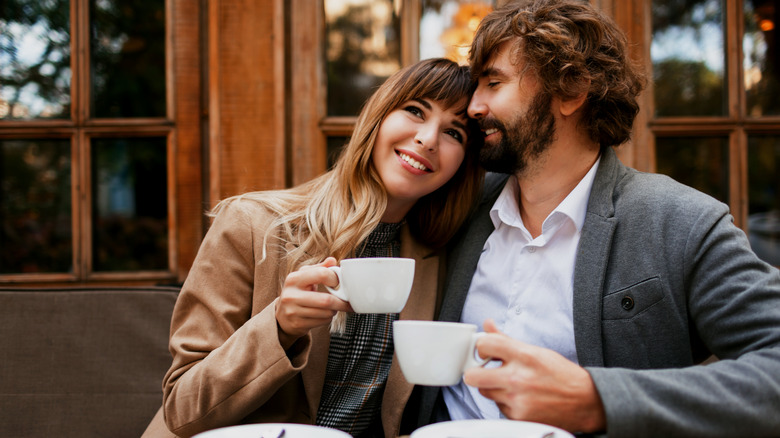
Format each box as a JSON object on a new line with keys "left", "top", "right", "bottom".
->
{"left": 416, "top": 0, "right": 780, "bottom": 437}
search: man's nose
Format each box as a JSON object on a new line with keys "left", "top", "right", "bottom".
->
{"left": 468, "top": 89, "right": 487, "bottom": 119}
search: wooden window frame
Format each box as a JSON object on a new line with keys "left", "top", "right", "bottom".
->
{"left": 0, "top": 0, "right": 202, "bottom": 286}
{"left": 598, "top": 0, "right": 780, "bottom": 237}
{"left": 288, "top": 0, "right": 465, "bottom": 186}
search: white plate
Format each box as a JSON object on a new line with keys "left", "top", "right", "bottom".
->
{"left": 411, "top": 419, "right": 575, "bottom": 438}
{"left": 192, "top": 423, "right": 352, "bottom": 438}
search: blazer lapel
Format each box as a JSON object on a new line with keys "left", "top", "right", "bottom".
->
{"left": 438, "top": 175, "right": 507, "bottom": 322}
{"left": 301, "top": 325, "right": 330, "bottom": 421}
{"left": 572, "top": 148, "right": 621, "bottom": 367}
{"left": 383, "top": 227, "right": 440, "bottom": 438}
{"left": 399, "top": 225, "right": 439, "bottom": 321}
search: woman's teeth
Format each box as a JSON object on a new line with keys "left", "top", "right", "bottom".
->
{"left": 399, "top": 152, "right": 429, "bottom": 171}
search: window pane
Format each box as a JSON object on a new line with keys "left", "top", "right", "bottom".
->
{"left": 90, "top": 0, "right": 166, "bottom": 118}
{"left": 92, "top": 137, "right": 167, "bottom": 271}
{"left": 655, "top": 136, "right": 729, "bottom": 203}
{"left": 651, "top": 0, "right": 726, "bottom": 117}
{"left": 0, "top": 139, "right": 72, "bottom": 273}
{"left": 420, "top": 1, "right": 494, "bottom": 65}
{"left": 747, "top": 135, "right": 780, "bottom": 265}
{"left": 0, "top": 0, "right": 71, "bottom": 120}
{"left": 327, "top": 136, "right": 350, "bottom": 169}
{"left": 325, "top": 0, "right": 401, "bottom": 116}
{"left": 744, "top": 0, "right": 780, "bottom": 117}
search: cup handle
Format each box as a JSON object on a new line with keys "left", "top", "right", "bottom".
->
{"left": 324, "top": 266, "right": 350, "bottom": 302}
{"left": 464, "top": 332, "right": 490, "bottom": 370}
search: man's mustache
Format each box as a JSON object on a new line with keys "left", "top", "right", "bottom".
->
{"left": 478, "top": 117, "right": 505, "bottom": 133}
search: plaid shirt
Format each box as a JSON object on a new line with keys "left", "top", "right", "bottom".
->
{"left": 316, "top": 222, "right": 402, "bottom": 437}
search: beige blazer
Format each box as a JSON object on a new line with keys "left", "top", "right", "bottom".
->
{"left": 142, "top": 199, "right": 443, "bottom": 438}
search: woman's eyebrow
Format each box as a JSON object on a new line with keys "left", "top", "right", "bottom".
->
{"left": 413, "top": 98, "right": 433, "bottom": 110}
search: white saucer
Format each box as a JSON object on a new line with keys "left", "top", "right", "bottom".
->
{"left": 411, "top": 419, "right": 574, "bottom": 438}
{"left": 192, "top": 423, "right": 351, "bottom": 438}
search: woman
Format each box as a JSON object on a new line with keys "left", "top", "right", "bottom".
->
{"left": 142, "top": 58, "right": 484, "bottom": 438}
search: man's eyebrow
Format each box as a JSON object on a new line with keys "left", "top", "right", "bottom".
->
{"left": 480, "top": 66, "right": 509, "bottom": 79}
{"left": 413, "top": 98, "right": 432, "bottom": 110}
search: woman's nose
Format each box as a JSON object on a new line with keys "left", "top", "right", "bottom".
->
{"left": 415, "top": 124, "right": 439, "bottom": 151}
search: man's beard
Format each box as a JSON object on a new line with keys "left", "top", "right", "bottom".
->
{"left": 478, "top": 91, "right": 555, "bottom": 175}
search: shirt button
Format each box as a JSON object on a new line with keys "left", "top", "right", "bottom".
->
{"left": 515, "top": 307, "right": 522, "bottom": 315}
{"left": 621, "top": 296, "right": 635, "bottom": 311}
{"left": 527, "top": 247, "right": 536, "bottom": 253}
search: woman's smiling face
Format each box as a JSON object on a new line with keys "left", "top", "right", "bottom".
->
{"left": 372, "top": 97, "right": 469, "bottom": 222}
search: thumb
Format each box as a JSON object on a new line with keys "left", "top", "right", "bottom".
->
{"left": 321, "top": 256, "right": 338, "bottom": 268}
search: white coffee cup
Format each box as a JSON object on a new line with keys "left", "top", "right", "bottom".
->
{"left": 393, "top": 320, "right": 489, "bottom": 386}
{"left": 325, "top": 257, "right": 415, "bottom": 313}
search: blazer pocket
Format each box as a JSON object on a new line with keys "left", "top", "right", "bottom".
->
{"left": 602, "top": 276, "right": 665, "bottom": 320}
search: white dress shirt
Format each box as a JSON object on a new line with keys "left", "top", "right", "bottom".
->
{"left": 443, "top": 158, "right": 600, "bottom": 420}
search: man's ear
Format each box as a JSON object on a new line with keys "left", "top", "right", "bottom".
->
{"left": 559, "top": 92, "right": 587, "bottom": 117}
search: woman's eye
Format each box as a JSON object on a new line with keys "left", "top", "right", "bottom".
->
{"left": 487, "top": 81, "right": 499, "bottom": 88}
{"left": 446, "top": 129, "right": 464, "bottom": 143}
{"left": 404, "top": 105, "right": 423, "bottom": 118}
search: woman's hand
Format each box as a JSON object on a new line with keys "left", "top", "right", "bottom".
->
{"left": 275, "top": 257, "right": 353, "bottom": 343}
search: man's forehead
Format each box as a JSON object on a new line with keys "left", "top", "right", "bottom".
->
{"left": 482, "top": 45, "right": 522, "bottom": 77}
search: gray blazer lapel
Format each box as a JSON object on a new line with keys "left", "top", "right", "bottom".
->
{"left": 438, "top": 174, "right": 509, "bottom": 322}
{"left": 573, "top": 148, "right": 621, "bottom": 367}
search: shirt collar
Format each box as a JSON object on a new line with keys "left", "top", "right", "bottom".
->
{"left": 554, "top": 155, "right": 600, "bottom": 233}
{"left": 490, "top": 175, "right": 522, "bottom": 230}
{"left": 489, "top": 156, "right": 601, "bottom": 234}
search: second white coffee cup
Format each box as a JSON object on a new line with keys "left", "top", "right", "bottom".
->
{"left": 325, "top": 257, "right": 415, "bottom": 313}
{"left": 393, "top": 320, "right": 489, "bottom": 386}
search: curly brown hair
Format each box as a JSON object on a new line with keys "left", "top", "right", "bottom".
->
{"left": 469, "top": 0, "right": 646, "bottom": 148}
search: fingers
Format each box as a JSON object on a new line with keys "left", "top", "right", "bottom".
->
{"left": 276, "top": 258, "right": 351, "bottom": 338}
{"left": 483, "top": 318, "right": 500, "bottom": 333}
{"left": 464, "top": 356, "right": 516, "bottom": 389}
{"left": 284, "top": 262, "right": 340, "bottom": 292}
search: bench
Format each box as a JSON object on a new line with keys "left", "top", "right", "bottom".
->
{"left": 0, "top": 286, "right": 179, "bottom": 438}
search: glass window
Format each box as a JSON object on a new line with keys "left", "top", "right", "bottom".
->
{"left": 0, "top": 139, "right": 72, "bottom": 273}
{"left": 651, "top": 0, "right": 727, "bottom": 117}
{"left": 744, "top": 0, "right": 780, "bottom": 117}
{"left": 324, "top": 0, "right": 401, "bottom": 116}
{"left": 90, "top": 0, "right": 166, "bottom": 118}
{"left": 420, "top": 1, "right": 494, "bottom": 65}
{"left": 747, "top": 135, "right": 780, "bottom": 265}
{"left": 655, "top": 136, "right": 729, "bottom": 203}
{"left": 327, "top": 136, "right": 350, "bottom": 169}
{"left": 0, "top": 0, "right": 71, "bottom": 120}
{"left": 91, "top": 137, "right": 167, "bottom": 271}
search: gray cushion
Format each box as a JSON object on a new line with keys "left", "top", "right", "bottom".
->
{"left": 0, "top": 286, "right": 178, "bottom": 438}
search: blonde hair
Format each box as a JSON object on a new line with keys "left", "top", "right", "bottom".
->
{"left": 211, "top": 59, "right": 484, "bottom": 328}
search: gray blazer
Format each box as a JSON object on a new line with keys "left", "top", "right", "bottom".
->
{"left": 416, "top": 147, "right": 780, "bottom": 438}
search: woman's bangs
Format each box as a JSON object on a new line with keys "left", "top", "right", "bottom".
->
{"left": 421, "top": 68, "right": 472, "bottom": 114}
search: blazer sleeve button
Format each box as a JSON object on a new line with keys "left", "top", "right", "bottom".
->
{"left": 621, "top": 295, "right": 634, "bottom": 311}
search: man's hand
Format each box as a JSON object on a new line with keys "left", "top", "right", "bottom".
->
{"left": 463, "top": 318, "right": 606, "bottom": 433}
